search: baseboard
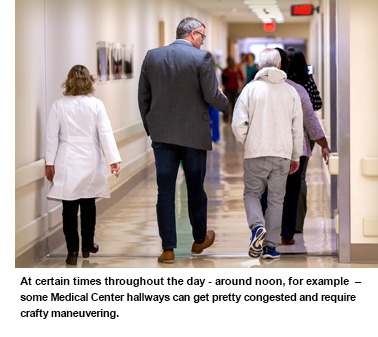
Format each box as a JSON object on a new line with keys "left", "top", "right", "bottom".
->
{"left": 15, "top": 162, "right": 155, "bottom": 268}
{"left": 350, "top": 243, "right": 378, "bottom": 264}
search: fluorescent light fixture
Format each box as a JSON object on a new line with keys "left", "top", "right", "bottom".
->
{"left": 245, "top": 0, "right": 284, "bottom": 23}
{"left": 244, "top": 0, "right": 277, "bottom": 4}
{"left": 249, "top": 4, "right": 280, "bottom": 10}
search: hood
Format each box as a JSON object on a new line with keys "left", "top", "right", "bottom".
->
{"left": 254, "top": 67, "right": 287, "bottom": 84}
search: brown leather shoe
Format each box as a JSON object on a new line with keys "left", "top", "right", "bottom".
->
{"left": 191, "top": 230, "right": 215, "bottom": 254}
{"left": 158, "top": 250, "right": 175, "bottom": 263}
{"left": 281, "top": 237, "right": 295, "bottom": 245}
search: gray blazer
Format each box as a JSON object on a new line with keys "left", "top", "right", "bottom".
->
{"left": 138, "top": 40, "right": 229, "bottom": 151}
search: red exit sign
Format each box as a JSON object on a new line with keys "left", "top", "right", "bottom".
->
{"left": 264, "top": 22, "right": 275, "bottom": 32}
{"left": 291, "top": 4, "right": 313, "bottom": 16}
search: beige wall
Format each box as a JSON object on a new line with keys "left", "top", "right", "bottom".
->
{"left": 349, "top": 0, "right": 378, "bottom": 244}
{"left": 15, "top": 0, "right": 228, "bottom": 263}
{"left": 309, "top": 0, "right": 378, "bottom": 256}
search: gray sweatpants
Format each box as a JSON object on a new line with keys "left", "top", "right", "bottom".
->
{"left": 243, "top": 157, "right": 290, "bottom": 248}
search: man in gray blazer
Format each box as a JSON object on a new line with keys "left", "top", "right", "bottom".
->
{"left": 138, "top": 17, "right": 228, "bottom": 263}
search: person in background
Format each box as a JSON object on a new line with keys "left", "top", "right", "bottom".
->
{"left": 45, "top": 65, "right": 121, "bottom": 266}
{"left": 245, "top": 53, "right": 258, "bottom": 85}
{"left": 286, "top": 47, "right": 322, "bottom": 111}
{"left": 209, "top": 52, "right": 223, "bottom": 143}
{"left": 222, "top": 56, "right": 244, "bottom": 122}
{"left": 138, "top": 17, "right": 228, "bottom": 263}
{"left": 286, "top": 47, "right": 323, "bottom": 234}
{"left": 237, "top": 52, "right": 247, "bottom": 84}
{"left": 232, "top": 48, "right": 303, "bottom": 259}
{"left": 276, "top": 48, "right": 330, "bottom": 245}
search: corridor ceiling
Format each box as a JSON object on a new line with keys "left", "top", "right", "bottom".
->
{"left": 184, "top": 0, "right": 316, "bottom": 23}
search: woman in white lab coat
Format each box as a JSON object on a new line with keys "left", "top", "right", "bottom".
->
{"left": 45, "top": 65, "right": 121, "bottom": 265}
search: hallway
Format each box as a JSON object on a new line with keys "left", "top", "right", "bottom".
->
{"left": 36, "top": 123, "right": 376, "bottom": 268}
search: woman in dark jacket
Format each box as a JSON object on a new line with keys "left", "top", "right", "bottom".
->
{"left": 286, "top": 47, "right": 324, "bottom": 235}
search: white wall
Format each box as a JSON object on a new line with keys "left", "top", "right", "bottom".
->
{"left": 311, "top": 0, "right": 332, "bottom": 193}
{"left": 349, "top": 0, "right": 378, "bottom": 244}
{"left": 15, "top": 0, "right": 49, "bottom": 256}
{"left": 306, "top": 2, "right": 332, "bottom": 198}
{"left": 321, "top": 0, "right": 332, "bottom": 142}
{"left": 15, "top": 0, "right": 228, "bottom": 260}
{"left": 306, "top": 0, "right": 378, "bottom": 256}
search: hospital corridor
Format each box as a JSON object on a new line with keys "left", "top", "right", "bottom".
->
{"left": 15, "top": 0, "right": 378, "bottom": 268}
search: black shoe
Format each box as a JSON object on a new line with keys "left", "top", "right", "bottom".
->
{"left": 82, "top": 244, "right": 99, "bottom": 258}
{"left": 66, "top": 252, "right": 78, "bottom": 265}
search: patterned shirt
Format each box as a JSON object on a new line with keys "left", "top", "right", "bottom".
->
{"left": 303, "top": 77, "right": 322, "bottom": 111}
{"left": 286, "top": 79, "right": 325, "bottom": 157}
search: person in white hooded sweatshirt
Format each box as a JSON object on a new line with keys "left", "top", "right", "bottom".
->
{"left": 232, "top": 48, "right": 303, "bottom": 259}
{"left": 45, "top": 65, "right": 121, "bottom": 265}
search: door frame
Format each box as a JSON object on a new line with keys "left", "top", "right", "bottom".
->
{"left": 336, "top": 0, "right": 351, "bottom": 263}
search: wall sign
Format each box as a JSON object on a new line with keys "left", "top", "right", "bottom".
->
{"left": 264, "top": 22, "right": 275, "bottom": 32}
{"left": 291, "top": 4, "right": 313, "bottom": 16}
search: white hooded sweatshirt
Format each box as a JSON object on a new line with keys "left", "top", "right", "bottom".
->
{"left": 232, "top": 67, "right": 303, "bottom": 162}
{"left": 45, "top": 95, "right": 121, "bottom": 200}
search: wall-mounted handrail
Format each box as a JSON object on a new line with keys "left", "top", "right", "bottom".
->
{"left": 15, "top": 122, "right": 145, "bottom": 190}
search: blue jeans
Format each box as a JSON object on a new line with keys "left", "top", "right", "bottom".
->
{"left": 209, "top": 106, "right": 220, "bottom": 142}
{"left": 152, "top": 141, "right": 208, "bottom": 249}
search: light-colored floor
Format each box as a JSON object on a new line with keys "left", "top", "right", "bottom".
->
{"left": 37, "top": 123, "right": 378, "bottom": 268}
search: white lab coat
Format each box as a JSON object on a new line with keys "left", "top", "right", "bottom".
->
{"left": 45, "top": 95, "right": 121, "bottom": 200}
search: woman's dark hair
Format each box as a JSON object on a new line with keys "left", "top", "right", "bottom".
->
{"left": 274, "top": 48, "right": 290, "bottom": 73}
{"left": 62, "top": 65, "right": 96, "bottom": 96}
{"left": 285, "top": 47, "right": 309, "bottom": 86}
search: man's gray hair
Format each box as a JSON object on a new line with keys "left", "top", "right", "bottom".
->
{"left": 258, "top": 48, "right": 281, "bottom": 68}
{"left": 176, "top": 17, "right": 205, "bottom": 39}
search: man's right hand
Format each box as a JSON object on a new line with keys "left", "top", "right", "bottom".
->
{"left": 219, "top": 87, "right": 227, "bottom": 99}
{"left": 289, "top": 160, "right": 300, "bottom": 175}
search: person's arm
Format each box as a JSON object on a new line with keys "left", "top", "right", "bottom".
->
{"left": 110, "top": 162, "right": 120, "bottom": 178}
{"left": 307, "top": 77, "right": 322, "bottom": 111}
{"left": 138, "top": 52, "right": 151, "bottom": 135}
{"left": 289, "top": 161, "right": 300, "bottom": 175}
{"left": 238, "top": 69, "right": 244, "bottom": 85}
{"left": 291, "top": 92, "right": 304, "bottom": 163}
{"left": 45, "top": 165, "right": 55, "bottom": 182}
{"left": 199, "top": 52, "right": 229, "bottom": 113}
{"left": 45, "top": 101, "right": 60, "bottom": 181}
{"left": 315, "top": 137, "right": 330, "bottom": 165}
{"left": 231, "top": 90, "right": 249, "bottom": 144}
{"left": 301, "top": 89, "right": 330, "bottom": 164}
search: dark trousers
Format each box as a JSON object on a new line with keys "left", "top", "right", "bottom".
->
{"left": 223, "top": 89, "right": 238, "bottom": 122}
{"left": 296, "top": 140, "right": 315, "bottom": 232}
{"left": 261, "top": 156, "right": 307, "bottom": 240}
{"left": 62, "top": 198, "right": 96, "bottom": 253}
{"left": 152, "top": 141, "right": 207, "bottom": 249}
{"left": 281, "top": 156, "right": 307, "bottom": 239}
